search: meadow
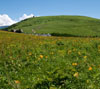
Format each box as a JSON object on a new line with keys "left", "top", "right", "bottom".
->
{"left": 0, "top": 31, "right": 100, "bottom": 89}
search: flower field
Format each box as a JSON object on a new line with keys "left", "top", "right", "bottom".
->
{"left": 0, "top": 31, "right": 100, "bottom": 89}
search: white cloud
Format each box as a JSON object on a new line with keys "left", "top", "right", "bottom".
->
{"left": 0, "top": 14, "right": 35, "bottom": 26}
{"left": 0, "top": 14, "right": 16, "bottom": 26}
{"left": 19, "top": 14, "right": 34, "bottom": 21}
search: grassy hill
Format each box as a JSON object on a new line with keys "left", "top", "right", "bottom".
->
{"left": 6, "top": 15, "right": 100, "bottom": 37}
{"left": 1, "top": 30, "right": 100, "bottom": 88}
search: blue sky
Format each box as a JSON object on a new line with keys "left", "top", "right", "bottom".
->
{"left": 0, "top": 0, "right": 100, "bottom": 19}
{"left": 0, "top": 0, "right": 100, "bottom": 26}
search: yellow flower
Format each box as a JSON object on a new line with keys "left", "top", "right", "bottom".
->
{"left": 45, "top": 56, "right": 48, "bottom": 59}
{"left": 28, "top": 52, "right": 32, "bottom": 56}
{"left": 88, "top": 67, "right": 92, "bottom": 71}
{"left": 84, "top": 56, "right": 87, "bottom": 59}
{"left": 50, "top": 52, "right": 54, "bottom": 55}
{"left": 72, "top": 63, "right": 78, "bottom": 66}
{"left": 15, "top": 80, "right": 20, "bottom": 84}
{"left": 73, "top": 72, "right": 79, "bottom": 78}
{"left": 38, "top": 58, "right": 40, "bottom": 61}
{"left": 40, "top": 55, "right": 43, "bottom": 59}
{"left": 68, "top": 50, "right": 72, "bottom": 54}
{"left": 78, "top": 52, "right": 81, "bottom": 55}
{"left": 73, "top": 48, "right": 76, "bottom": 51}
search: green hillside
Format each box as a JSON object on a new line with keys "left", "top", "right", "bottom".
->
{"left": 6, "top": 15, "right": 100, "bottom": 37}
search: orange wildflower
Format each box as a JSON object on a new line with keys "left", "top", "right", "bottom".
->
{"left": 73, "top": 72, "right": 79, "bottom": 78}
{"left": 88, "top": 67, "right": 92, "bottom": 71}
{"left": 15, "top": 80, "right": 20, "bottom": 84}
{"left": 40, "top": 55, "right": 43, "bottom": 59}
{"left": 72, "top": 63, "right": 78, "bottom": 66}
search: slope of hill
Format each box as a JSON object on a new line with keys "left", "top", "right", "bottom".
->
{"left": 6, "top": 15, "right": 100, "bottom": 37}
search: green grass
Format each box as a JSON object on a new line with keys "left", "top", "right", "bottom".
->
{"left": 6, "top": 15, "right": 100, "bottom": 37}
{"left": 1, "top": 31, "right": 100, "bottom": 89}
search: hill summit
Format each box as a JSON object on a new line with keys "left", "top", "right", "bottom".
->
{"left": 6, "top": 15, "right": 100, "bottom": 37}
